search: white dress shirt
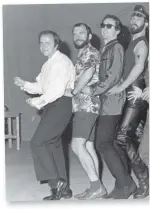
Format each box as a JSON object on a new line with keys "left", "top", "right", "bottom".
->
{"left": 22, "top": 50, "right": 75, "bottom": 109}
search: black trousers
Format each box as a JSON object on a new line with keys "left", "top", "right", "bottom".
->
{"left": 95, "top": 115, "right": 132, "bottom": 188}
{"left": 30, "top": 96, "right": 72, "bottom": 182}
{"left": 115, "top": 98, "right": 148, "bottom": 179}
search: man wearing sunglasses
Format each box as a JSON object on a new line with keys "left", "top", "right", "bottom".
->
{"left": 108, "top": 5, "right": 149, "bottom": 199}
{"left": 82, "top": 14, "right": 136, "bottom": 199}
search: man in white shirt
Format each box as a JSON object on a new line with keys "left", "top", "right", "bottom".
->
{"left": 14, "top": 30, "right": 75, "bottom": 200}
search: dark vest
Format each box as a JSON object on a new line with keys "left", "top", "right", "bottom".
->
{"left": 123, "top": 36, "right": 148, "bottom": 90}
{"left": 98, "top": 39, "right": 126, "bottom": 115}
{"left": 99, "top": 39, "right": 120, "bottom": 83}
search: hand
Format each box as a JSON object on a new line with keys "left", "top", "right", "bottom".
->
{"left": 143, "top": 87, "right": 149, "bottom": 94}
{"left": 82, "top": 86, "right": 93, "bottom": 95}
{"left": 26, "top": 98, "right": 34, "bottom": 107}
{"left": 107, "top": 85, "right": 122, "bottom": 95}
{"left": 14, "top": 77, "right": 25, "bottom": 88}
{"left": 141, "top": 87, "right": 149, "bottom": 102}
{"left": 26, "top": 97, "right": 45, "bottom": 109}
{"left": 64, "top": 89, "right": 73, "bottom": 97}
{"left": 127, "top": 86, "right": 142, "bottom": 103}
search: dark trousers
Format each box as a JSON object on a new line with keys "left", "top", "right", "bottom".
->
{"left": 139, "top": 111, "right": 149, "bottom": 166}
{"left": 115, "top": 99, "right": 148, "bottom": 179}
{"left": 30, "top": 96, "right": 72, "bottom": 183}
{"left": 95, "top": 115, "right": 132, "bottom": 188}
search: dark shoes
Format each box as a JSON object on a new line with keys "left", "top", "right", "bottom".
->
{"left": 133, "top": 184, "right": 149, "bottom": 199}
{"left": 43, "top": 188, "right": 57, "bottom": 200}
{"left": 103, "top": 181, "right": 137, "bottom": 199}
{"left": 133, "top": 170, "right": 149, "bottom": 199}
{"left": 43, "top": 178, "right": 72, "bottom": 200}
{"left": 74, "top": 185, "right": 107, "bottom": 200}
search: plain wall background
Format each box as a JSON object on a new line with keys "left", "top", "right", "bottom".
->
{"left": 3, "top": 2, "right": 149, "bottom": 141}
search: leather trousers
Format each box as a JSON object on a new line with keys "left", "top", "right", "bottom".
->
{"left": 115, "top": 81, "right": 148, "bottom": 180}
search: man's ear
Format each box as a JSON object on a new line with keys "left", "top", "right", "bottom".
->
{"left": 116, "top": 29, "right": 120, "bottom": 36}
{"left": 145, "top": 22, "right": 148, "bottom": 28}
{"left": 89, "top": 33, "right": 92, "bottom": 41}
{"left": 55, "top": 44, "right": 59, "bottom": 50}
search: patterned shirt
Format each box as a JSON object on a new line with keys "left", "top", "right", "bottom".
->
{"left": 72, "top": 43, "right": 101, "bottom": 114}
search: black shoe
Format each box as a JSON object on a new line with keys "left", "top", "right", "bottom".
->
{"left": 133, "top": 170, "right": 149, "bottom": 199}
{"left": 103, "top": 182, "right": 137, "bottom": 199}
{"left": 43, "top": 178, "right": 69, "bottom": 200}
{"left": 103, "top": 187, "right": 119, "bottom": 199}
{"left": 133, "top": 186, "right": 149, "bottom": 199}
{"left": 113, "top": 182, "right": 137, "bottom": 199}
{"left": 55, "top": 178, "right": 67, "bottom": 200}
{"left": 43, "top": 188, "right": 57, "bottom": 200}
{"left": 61, "top": 187, "right": 72, "bottom": 199}
{"left": 43, "top": 187, "right": 72, "bottom": 200}
{"left": 75, "top": 186, "right": 107, "bottom": 200}
{"left": 130, "top": 150, "right": 149, "bottom": 199}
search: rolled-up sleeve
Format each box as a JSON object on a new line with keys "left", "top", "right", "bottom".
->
{"left": 31, "top": 63, "right": 70, "bottom": 109}
{"left": 93, "top": 44, "right": 124, "bottom": 95}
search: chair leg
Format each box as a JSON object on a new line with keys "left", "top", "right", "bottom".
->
{"left": 16, "top": 116, "right": 20, "bottom": 150}
{"left": 8, "top": 117, "right": 12, "bottom": 148}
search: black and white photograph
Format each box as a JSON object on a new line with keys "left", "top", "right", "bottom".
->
{"left": 1, "top": 0, "right": 149, "bottom": 203}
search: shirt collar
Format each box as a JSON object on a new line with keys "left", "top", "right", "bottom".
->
{"left": 47, "top": 50, "right": 60, "bottom": 62}
{"left": 104, "top": 39, "right": 118, "bottom": 48}
{"left": 78, "top": 43, "right": 91, "bottom": 57}
{"left": 83, "top": 43, "right": 91, "bottom": 51}
{"left": 102, "top": 39, "right": 118, "bottom": 53}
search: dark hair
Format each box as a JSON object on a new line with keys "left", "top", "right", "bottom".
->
{"left": 73, "top": 23, "right": 92, "bottom": 36}
{"left": 101, "top": 14, "right": 123, "bottom": 31}
{"left": 101, "top": 14, "right": 131, "bottom": 51}
{"left": 38, "top": 30, "right": 61, "bottom": 47}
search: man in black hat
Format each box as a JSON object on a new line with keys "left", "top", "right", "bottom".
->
{"left": 108, "top": 5, "right": 149, "bottom": 199}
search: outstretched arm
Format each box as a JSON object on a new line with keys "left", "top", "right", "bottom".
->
{"left": 14, "top": 74, "right": 42, "bottom": 95}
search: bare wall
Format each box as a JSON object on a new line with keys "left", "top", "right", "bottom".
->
{"left": 3, "top": 2, "right": 149, "bottom": 141}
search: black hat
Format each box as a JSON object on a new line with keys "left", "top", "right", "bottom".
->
{"left": 132, "top": 5, "right": 149, "bottom": 22}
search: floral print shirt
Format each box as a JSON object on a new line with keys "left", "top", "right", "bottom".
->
{"left": 72, "top": 43, "right": 101, "bottom": 114}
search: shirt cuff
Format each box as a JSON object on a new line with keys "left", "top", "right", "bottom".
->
{"left": 21, "top": 81, "right": 29, "bottom": 91}
{"left": 31, "top": 97, "right": 46, "bottom": 109}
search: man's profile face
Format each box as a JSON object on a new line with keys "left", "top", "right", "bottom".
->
{"left": 40, "top": 34, "right": 57, "bottom": 58}
{"left": 101, "top": 18, "right": 119, "bottom": 41}
{"left": 73, "top": 25, "right": 90, "bottom": 49}
{"left": 130, "top": 13, "right": 146, "bottom": 34}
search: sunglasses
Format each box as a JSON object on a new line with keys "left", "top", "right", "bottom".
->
{"left": 131, "top": 12, "right": 145, "bottom": 18}
{"left": 100, "top": 23, "right": 116, "bottom": 29}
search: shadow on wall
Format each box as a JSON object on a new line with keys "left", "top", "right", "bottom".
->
{"left": 59, "top": 41, "right": 71, "bottom": 58}
{"left": 118, "top": 25, "right": 131, "bottom": 51}
{"left": 60, "top": 35, "right": 101, "bottom": 58}
{"left": 91, "top": 33, "right": 101, "bottom": 51}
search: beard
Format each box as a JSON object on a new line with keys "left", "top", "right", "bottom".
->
{"left": 130, "top": 23, "right": 145, "bottom": 34}
{"left": 74, "top": 38, "right": 89, "bottom": 49}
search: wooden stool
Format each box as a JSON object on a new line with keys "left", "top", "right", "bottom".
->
{"left": 5, "top": 112, "right": 21, "bottom": 150}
